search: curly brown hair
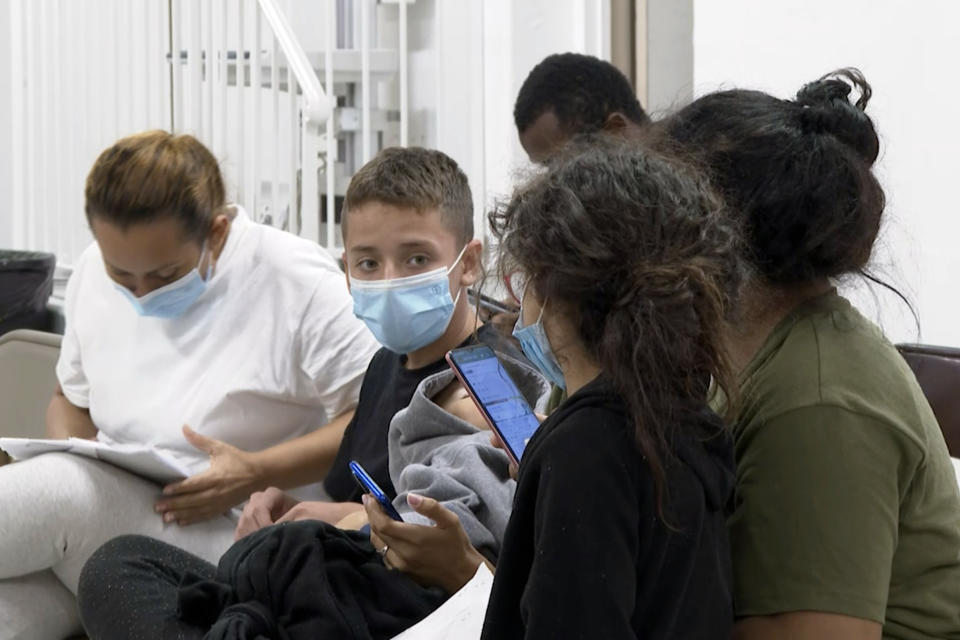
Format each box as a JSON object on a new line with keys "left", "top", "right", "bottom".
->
{"left": 490, "top": 136, "right": 741, "bottom": 515}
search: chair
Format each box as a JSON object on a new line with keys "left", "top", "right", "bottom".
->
{"left": 897, "top": 343, "right": 960, "bottom": 457}
{"left": 0, "top": 329, "right": 62, "bottom": 443}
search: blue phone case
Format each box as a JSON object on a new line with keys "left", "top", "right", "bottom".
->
{"left": 349, "top": 460, "right": 404, "bottom": 521}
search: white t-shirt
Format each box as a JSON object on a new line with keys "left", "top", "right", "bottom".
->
{"left": 56, "top": 206, "right": 379, "bottom": 496}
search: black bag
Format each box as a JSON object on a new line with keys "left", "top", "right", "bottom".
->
{"left": 0, "top": 250, "right": 56, "bottom": 336}
{"left": 178, "top": 521, "right": 447, "bottom": 640}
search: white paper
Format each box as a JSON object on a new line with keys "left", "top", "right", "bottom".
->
{"left": 0, "top": 437, "right": 192, "bottom": 485}
{"left": 392, "top": 564, "right": 494, "bottom": 640}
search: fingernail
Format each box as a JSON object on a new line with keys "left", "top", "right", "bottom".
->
{"left": 164, "top": 513, "right": 174, "bottom": 523}
{"left": 407, "top": 493, "right": 422, "bottom": 507}
{"left": 361, "top": 494, "right": 369, "bottom": 506}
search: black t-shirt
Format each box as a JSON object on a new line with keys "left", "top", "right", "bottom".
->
{"left": 480, "top": 376, "right": 736, "bottom": 640}
{"left": 324, "top": 323, "right": 521, "bottom": 503}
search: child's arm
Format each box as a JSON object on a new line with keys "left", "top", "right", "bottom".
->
{"left": 335, "top": 508, "right": 370, "bottom": 531}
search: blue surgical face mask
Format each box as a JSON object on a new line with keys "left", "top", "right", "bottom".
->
{"left": 513, "top": 301, "right": 566, "bottom": 389}
{"left": 114, "top": 244, "right": 213, "bottom": 319}
{"left": 349, "top": 246, "right": 467, "bottom": 354}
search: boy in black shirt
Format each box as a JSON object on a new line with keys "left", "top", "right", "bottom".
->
{"left": 76, "top": 149, "right": 527, "bottom": 639}
{"left": 234, "top": 147, "right": 518, "bottom": 535}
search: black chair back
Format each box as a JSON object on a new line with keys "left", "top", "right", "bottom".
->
{"left": 898, "top": 343, "right": 960, "bottom": 457}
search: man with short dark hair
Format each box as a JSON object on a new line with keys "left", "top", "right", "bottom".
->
{"left": 514, "top": 52, "right": 650, "bottom": 162}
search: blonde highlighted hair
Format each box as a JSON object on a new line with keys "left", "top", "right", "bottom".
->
{"left": 85, "top": 130, "right": 225, "bottom": 242}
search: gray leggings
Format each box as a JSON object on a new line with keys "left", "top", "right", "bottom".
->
{"left": 0, "top": 453, "right": 235, "bottom": 639}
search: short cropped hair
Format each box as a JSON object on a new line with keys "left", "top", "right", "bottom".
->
{"left": 514, "top": 53, "right": 649, "bottom": 135}
{"left": 342, "top": 147, "right": 473, "bottom": 247}
{"left": 85, "top": 130, "right": 225, "bottom": 243}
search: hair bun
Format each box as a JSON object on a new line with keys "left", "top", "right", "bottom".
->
{"left": 795, "top": 68, "right": 879, "bottom": 164}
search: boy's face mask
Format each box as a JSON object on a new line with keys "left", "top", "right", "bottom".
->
{"left": 113, "top": 243, "right": 213, "bottom": 319}
{"left": 349, "top": 245, "right": 467, "bottom": 355}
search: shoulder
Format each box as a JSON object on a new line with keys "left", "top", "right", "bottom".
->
{"left": 524, "top": 395, "right": 634, "bottom": 479}
{"left": 541, "top": 404, "right": 630, "bottom": 450}
{"left": 242, "top": 215, "right": 343, "bottom": 285}
{"left": 362, "top": 348, "right": 398, "bottom": 381}
{"left": 69, "top": 242, "right": 104, "bottom": 286}
{"left": 737, "top": 404, "right": 925, "bottom": 483}
{"left": 235, "top": 217, "right": 358, "bottom": 328}
{"left": 743, "top": 295, "right": 937, "bottom": 452}
{"left": 64, "top": 243, "right": 111, "bottom": 313}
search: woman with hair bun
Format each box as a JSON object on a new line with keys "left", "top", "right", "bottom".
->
{"left": 666, "top": 69, "right": 960, "bottom": 639}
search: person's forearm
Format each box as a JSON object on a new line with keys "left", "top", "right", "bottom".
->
{"left": 248, "top": 408, "right": 354, "bottom": 491}
{"left": 734, "top": 613, "right": 882, "bottom": 640}
{"left": 439, "top": 546, "right": 491, "bottom": 594}
{"left": 45, "top": 388, "right": 98, "bottom": 440}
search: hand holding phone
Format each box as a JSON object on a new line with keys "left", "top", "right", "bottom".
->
{"left": 349, "top": 460, "right": 403, "bottom": 521}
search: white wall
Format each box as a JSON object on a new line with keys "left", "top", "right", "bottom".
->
{"left": 426, "top": 0, "right": 611, "bottom": 240}
{"left": 643, "top": 0, "right": 693, "bottom": 115}
{"left": 694, "top": 0, "right": 960, "bottom": 347}
{"left": 7, "top": 0, "right": 171, "bottom": 267}
{"left": 0, "top": 1, "right": 11, "bottom": 250}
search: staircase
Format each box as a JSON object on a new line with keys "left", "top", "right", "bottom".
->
{"left": 8, "top": 0, "right": 412, "bottom": 271}
{"left": 167, "top": 0, "right": 411, "bottom": 254}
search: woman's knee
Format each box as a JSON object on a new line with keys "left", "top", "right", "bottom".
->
{"left": 0, "top": 453, "right": 100, "bottom": 513}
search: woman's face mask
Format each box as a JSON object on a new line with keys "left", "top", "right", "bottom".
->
{"left": 349, "top": 245, "right": 467, "bottom": 354}
{"left": 113, "top": 243, "right": 213, "bottom": 319}
{"left": 512, "top": 293, "right": 566, "bottom": 390}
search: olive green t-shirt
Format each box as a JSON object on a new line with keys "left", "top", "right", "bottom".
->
{"left": 728, "top": 291, "right": 960, "bottom": 639}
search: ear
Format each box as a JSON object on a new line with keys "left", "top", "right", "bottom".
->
{"left": 603, "top": 112, "right": 630, "bottom": 132}
{"left": 457, "top": 239, "right": 483, "bottom": 288}
{"left": 208, "top": 212, "right": 232, "bottom": 260}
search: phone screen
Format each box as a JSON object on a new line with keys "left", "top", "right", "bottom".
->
{"left": 448, "top": 346, "right": 540, "bottom": 462}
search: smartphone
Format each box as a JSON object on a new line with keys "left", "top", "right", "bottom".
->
{"left": 349, "top": 460, "right": 404, "bottom": 522}
{"left": 467, "top": 288, "right": 520, "bottom": 316}
{"left": 446, "top": 344, "right": 541, "bottom": 465}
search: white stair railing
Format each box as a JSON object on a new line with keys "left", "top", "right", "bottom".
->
{"left": 168, "top": 0, "right": 409, "bottom": 255}
{"left": 8, "top": 0, "right": 409, "bottom": 272}
{"left": 168, "top": 0, "right": 328, "bottom": 244}
{"left": 258, "top": 0, "right": 332, "bottom": 127}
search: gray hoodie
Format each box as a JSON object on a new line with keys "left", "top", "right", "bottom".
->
{"left": 387, "top": 354, "right": 552, "bottom": 562}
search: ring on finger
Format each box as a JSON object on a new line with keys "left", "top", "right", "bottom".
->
{"left": 378, "top": 544, "right": 393, "bottom": 568}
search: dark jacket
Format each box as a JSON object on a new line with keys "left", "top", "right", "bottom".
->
{"left": 178, "top": 521, "right": 446, "bottom": 640}
{"left": 480, "top": 376, "right": 735, "bottom": 640}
